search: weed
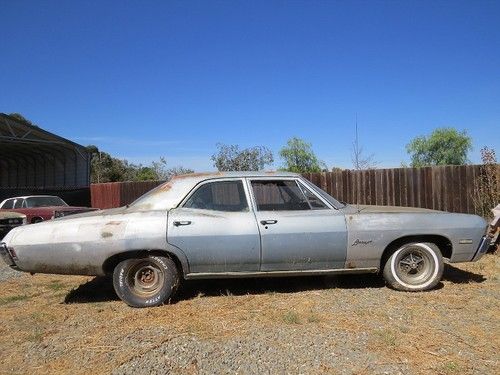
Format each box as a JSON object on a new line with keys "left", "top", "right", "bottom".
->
{"left": 28, "top": 328, "right": 44, "bottom": 343}
{"left": 47, "top": 280, "right": 66, "bottom": 292}
{"left": 374, "top": 329, "right": 397, "bottom": 346}
{"left": 282, "top": 311, "right": 301, "bottom": 324}
{"left": 0, "top": 294, "right": 29, "bottom": 305}
{"left": 307, "top": 315, "right": 320, "bottom": 323}
{"left": 439, "top": 361, "right": 460, "bottom": 373}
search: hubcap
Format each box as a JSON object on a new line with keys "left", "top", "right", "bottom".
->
{"left": 395, "top": 246, "right": 434, "bottom": 286}
{"left": 128, "top": 261, "right": 164, "bottom": 297}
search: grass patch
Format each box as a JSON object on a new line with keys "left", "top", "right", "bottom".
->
{"left": 282, "top": 311, "right": 301, "bottom": 324}
{"left": 307, "top": 312, "right": 321, "bottom": 323}
{"left": 374, "top": 329, "right": 397, "bottom": 346}
{"left": 46, "top": 280, "right": 66, "bottom": 292}
{"left": 0, "top": 294, "right": 29, "bottom": 305}
{"left": 439, "top": 361, "right": 460, "bottom": 373}
{"left": 28, "top": 328, "right": 45, "bottom": 343}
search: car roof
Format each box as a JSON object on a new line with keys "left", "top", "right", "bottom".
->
{"left": 0, "top": 195, "right": 62, "bottom": 206}
{"left": 3, "top": 195, "right": 60, "bottom": 200}
{"left": 130, "top": 171, "right": 302, "bottom": 211}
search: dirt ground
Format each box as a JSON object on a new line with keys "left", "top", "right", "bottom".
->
{"left": 0, "top": 255, "right": 498, "bottom": 375}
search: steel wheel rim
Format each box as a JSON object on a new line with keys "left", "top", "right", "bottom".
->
{"left": 128, "top": 261, "right": 164, "bottom": 297}
{"left": 395, "top": 246, "right": 434, "bottom": 286}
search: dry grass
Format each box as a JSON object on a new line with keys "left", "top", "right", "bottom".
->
{"left": 0, "top": 255, "right": 498, "bottom": 374}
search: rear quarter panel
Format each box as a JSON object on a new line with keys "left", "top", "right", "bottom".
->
{"left": 345, "top": 212, "right": 487, "bottom": 269}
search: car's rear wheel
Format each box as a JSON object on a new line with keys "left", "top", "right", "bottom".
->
{"left": 383, "top": 242, "right": 443, "bottom": 292}
{"left": 112, "top": 255, "right": 179, "bottom": 308}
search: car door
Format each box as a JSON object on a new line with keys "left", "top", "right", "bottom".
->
{"left": 167, "top": 178, "right": 261, "bottom": 273}
{"left": 248, "top": 178, "right": 347, "bottom": 271}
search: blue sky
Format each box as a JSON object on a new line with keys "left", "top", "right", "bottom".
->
{"left": 1, "top": 0, "right": 499, "bottom": 170}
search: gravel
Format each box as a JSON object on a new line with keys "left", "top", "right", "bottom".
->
{"left": 0, "top": 256, "right": 498, "bottom": 374}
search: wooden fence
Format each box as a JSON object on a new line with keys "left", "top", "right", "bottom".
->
{"left": 91, "top": 164, "right": 499, "bottom": 214}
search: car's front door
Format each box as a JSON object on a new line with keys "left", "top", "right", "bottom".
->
{"left": 167, "top": 179, "right": 261, "bottom": 273}
{"left": 248, "top": 178, "right": 347, "bottom": 271}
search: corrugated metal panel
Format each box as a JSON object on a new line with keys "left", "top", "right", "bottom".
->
{"left": 0, "top": 113, "right": 90, "bottom": 189}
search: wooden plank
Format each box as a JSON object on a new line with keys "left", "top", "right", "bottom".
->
{"left": 394, "top": 168, "right": 401, "bottom": 206}
{"left": 327, "top": 172, "right": 333, "bottom": 197}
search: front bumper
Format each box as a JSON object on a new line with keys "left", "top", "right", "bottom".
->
{"left": 471, "top": 236, "right": 491, "bottom": 262}
{"left": 0, "top": 242, "right": 17, "bottom": 267}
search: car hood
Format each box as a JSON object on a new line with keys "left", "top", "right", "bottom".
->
{"left": 0, "top": 211, "right": 27, "bottom": 219}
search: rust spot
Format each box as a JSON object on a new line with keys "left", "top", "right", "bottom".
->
{"left": 101, "top": 232, "right": 113, "bottom": 238}
{"left": 265, "top": 170, "right": 278, "bottom": 174}
{"left": 106, "top": 221, "right": 121, "bottom": 226}
{"left": 172, "top": 172, "right": 223, "bottom": 180}
{"left": 346, "top": 261, "right": 356, "bottom": 268}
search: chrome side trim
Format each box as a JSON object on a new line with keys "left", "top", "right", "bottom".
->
{"left": 185, "top": 267, "right": 379, "bottom": 280}
{"left": 472, "top": 236, "right": 490, "bottom": 262}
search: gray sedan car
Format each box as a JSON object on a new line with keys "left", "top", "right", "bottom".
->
{"left": 0, "top": 172, "right": 490, "bottom": 307}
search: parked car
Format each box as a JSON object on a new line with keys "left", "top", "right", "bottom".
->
{"left": 0, "top": 211, "right": 26, "bottom": 240}
{"left": 0, "top": 172, "right": 491, "bottom": 308}
{"left": 0, "top": 195, "right": 96, "bottom": 223}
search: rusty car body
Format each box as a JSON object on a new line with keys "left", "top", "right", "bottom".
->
{"left": 0, "top": 172, "right": 490, "bottom": 307}
{"left": 0, "top": 195, "right": 96, "bottom": 223}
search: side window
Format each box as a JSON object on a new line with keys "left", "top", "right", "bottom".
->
{"left": 298, "top": 182, "right": 328, "bottom": 209}
{"left": 14, "top": 199, "right": 24, "bottom": 209}
{"left": 184, "top": 180, "right": 248, "bottom": 212}
{"left": 2, "top": 199, "right": 14, "bottom": 209}
{"left": 251, "top": 180, "right": 310, "bottom": 211}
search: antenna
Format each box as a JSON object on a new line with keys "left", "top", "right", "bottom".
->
{"left": 355, "top": 113, "right": 360, "bottom": 213}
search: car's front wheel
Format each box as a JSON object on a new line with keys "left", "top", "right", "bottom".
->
{"left": 112, "top": 255, "right": 179, "bottom": 308}
{"left": 383, "top": 242, "right": 444, "bottom": 292}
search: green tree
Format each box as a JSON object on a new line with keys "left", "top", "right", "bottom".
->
{"left": 86, "top": 146, "right": 194, "bottom": 182}
{"left": 151, "top": 157, "right": 194, "bottom": 180}
{"left": 212, "top": 143, "right": 273, "bottom": 171}
{"left": 279, "top": 137, "right": 325, "bottom": 173}
{"left": 406, "top": 128, "right": 472, "bottom": 167}
{"left": 136, "top": 167, "right": 158, "bottom": 181}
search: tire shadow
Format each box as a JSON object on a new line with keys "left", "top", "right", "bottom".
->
{"left": 442, "top": 263, "right": 486, "bottom": 284}
{"left": 176, "top": 273, "right": 385, "bottom": 301}
{"left": 63, "top": 273, "right": 385, "bottom": 304}
{"left": 64, "top": 276, "right": 119, "bottom": 304}
{"left": 64, "top": 264, "right": 483, "bottom": 304}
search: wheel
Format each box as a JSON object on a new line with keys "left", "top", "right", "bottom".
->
{"left": 383, "top": 242, "right": 443, "bottom": 292}
{"left": 112, "top": 255, "right": 179, "bottom": 308}
{"left": 31, "top": 217, "right": 43, "bottom": 223}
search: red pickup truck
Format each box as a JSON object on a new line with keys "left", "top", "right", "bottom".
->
{"left": 0, "top": 195, "right": 96, "bottom": 223}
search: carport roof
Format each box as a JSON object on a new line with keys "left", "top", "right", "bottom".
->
{"left": 0, "top": 113, "right": 88, "bottom": 159}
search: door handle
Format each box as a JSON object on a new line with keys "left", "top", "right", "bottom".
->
{"left": 260, "top": 220, "right": 278, "bottom": 225}
{"left": 173, "top": 220, "right": 192, "bottom": 226}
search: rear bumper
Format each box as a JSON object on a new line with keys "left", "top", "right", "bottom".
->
{"left": 471, "top": 236, "right": 491, "bottom": 262}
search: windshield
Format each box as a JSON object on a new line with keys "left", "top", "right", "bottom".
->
{"left": 25, "top": 196, "right": 68, "bottom": 208}
{"left": 300, "top": 178, "right": 344, "bottom": 208}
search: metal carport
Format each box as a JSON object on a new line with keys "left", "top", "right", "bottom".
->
{"left": 0, "top": 113, "right": 91, "bottom": 205}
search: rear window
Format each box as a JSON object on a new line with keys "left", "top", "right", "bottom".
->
{"left": 1, "top": 199, "right": 14, "bottom": 209}
{"left": 25, "top": 196, "right": 68, "bottom": 208}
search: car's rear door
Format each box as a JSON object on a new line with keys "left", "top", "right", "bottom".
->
{"left": 167, "top": 178, "right": 261, "bottom": 273}
{"left": 248, "top": 178, "right": 347, "bottom": 271}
